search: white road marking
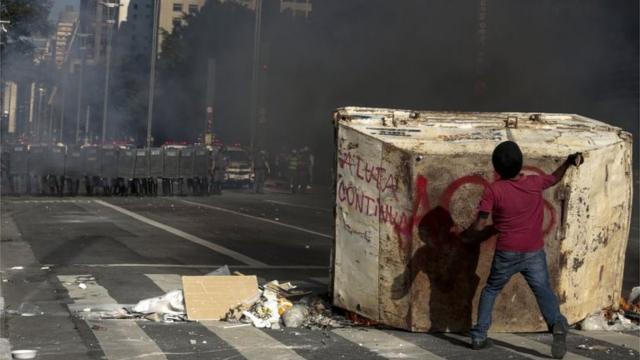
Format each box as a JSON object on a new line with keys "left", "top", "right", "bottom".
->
{"left": 570, "top": 330, "right": 640, "bottom": 350}
{"left": 333, "top": 328, "right": 446, "bottom": 359}
{"left": 58, "top": 275, "right": 167, "bottom": 360}
{"left": 264, "top": 199, "right": 332, "bottom": 213}
{"left": 145, "top": 274, "right": 181, "bottom": 292}
{"left": 146, "top": 274, "right": 307, "bottom": 360}
{"left": 93, "top": 199, "right": 266, "bottom": 267}
{"left": 490, "top": 333, "right": 591, "bottom": 360}
{"left": 9, "top": 199, "right": 93, "bottom": 204}
{"left": 179, "top": 199, "right": 332, "bottom": 239}
{"left": 201, "top": 320, "right": 307, "bottom": 360}
{"left": 60, "top": 263, "right": 328, "bottom": 270}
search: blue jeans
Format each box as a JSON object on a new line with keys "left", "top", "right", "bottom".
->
{"left": 470, "top": 249, "right": 567, "bottom": 340}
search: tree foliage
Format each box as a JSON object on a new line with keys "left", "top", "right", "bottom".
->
{"left": 1, "top": 0, "right": 53, "bottom": 46}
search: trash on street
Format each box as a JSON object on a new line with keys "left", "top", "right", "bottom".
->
{"left": 132, "top": 289, "right": 185, "bottom": 315}
{"left": 182, "top": 275, "right": 259, "bottom": 320}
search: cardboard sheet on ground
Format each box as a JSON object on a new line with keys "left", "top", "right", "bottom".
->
{"left": 182, "top": 275, "right": 259, "bottom": 320}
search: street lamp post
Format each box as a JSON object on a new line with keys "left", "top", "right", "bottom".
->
{"left": 249, "top": 0, "right": 263, "bottom": 150}
{"left": 35, "top": 87, "right": 45, "bottom": 143}
{"left": 75, "top": 34, "right": 89, "bottom": 144}
{"left": 101, "top": 1, "right": 121, "bottom": 145}
{"left": 146, "top": 0, "right": 160, "bottom": 148}
{"left": 0, "top": 19, "right": 9, "bottom": 142}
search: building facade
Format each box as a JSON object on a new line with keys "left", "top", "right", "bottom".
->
{"left": 54, "top": 7, "right": 79, "bottom": 68}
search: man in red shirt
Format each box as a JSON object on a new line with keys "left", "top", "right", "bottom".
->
{"left": 458, "top": 141, "right": 582, "bottom": 359}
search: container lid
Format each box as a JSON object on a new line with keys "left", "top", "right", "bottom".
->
{"left": 335, "top": 107, "right": 631, "bottom": 156}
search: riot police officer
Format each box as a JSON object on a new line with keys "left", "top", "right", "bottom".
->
{"left": 253, "top": 150, "right": 270, "bottom": 194}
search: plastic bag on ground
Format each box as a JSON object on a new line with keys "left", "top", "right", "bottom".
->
{"left": 242, "top": 310, "right": 271, "bottom": 328}
{"left": 580, "top": 311, "right": 640, "bottom": 331}
{"left": 132, "top": 290, "right": 185, "bottom": 315}
{"left": 282, "top": 304, "right": 309, "bottom": 328}
{"left": 629, "top": 286, "right": 640, "bottom": 305}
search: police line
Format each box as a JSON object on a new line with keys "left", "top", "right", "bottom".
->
{"left": 4, "top": 144, "right": 212, "bottom": 196}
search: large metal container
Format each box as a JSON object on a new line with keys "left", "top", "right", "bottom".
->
{"left": 332, "top": 107, "right": 633, "bottom": 332}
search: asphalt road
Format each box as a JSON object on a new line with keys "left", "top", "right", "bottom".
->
{"left": 0, "top": 187, "right": 638, "bottom": 360}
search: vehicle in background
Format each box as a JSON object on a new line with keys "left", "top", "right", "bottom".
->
{"left": 223, "top": 146, "right": 254, "bottom": 187}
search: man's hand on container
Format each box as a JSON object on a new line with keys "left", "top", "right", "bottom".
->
{"left": 567, "top": 152, "right": 583, "bottom": 167}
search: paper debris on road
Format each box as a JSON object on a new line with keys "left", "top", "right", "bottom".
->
{"left": 132, "top": 289, "right": 185, "bottom": 315}
{"left": 263, "top": 280, "right": 311, "bottom": 299}
{"left": 182, "top": 275, "right": 259, "bottom": 320}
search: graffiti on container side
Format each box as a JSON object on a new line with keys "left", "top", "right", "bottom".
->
{"left": 338, "top": 150, "right": 399, "bottom": 194}
{"left": 338, "top": 166, "right": 558, "bottom": 249}
{"left": 337, "top": 179, "right": 410, "bottom": 230}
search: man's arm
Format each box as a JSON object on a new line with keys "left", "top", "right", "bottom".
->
{"left": 550, "top": 152, "right": 583, "bottom": 186}
{"left": 456, "top": 212, "right": 498, "bottom": 244}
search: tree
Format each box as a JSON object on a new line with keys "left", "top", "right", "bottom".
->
{"left": 1, "top": 0, "right": 53, "bottom": 52}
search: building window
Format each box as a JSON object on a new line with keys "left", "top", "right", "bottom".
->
{"left": 133, "top": 4, "right": 138, "bottom": 9}
{"left": 173, "top": 3, "right": 183, "bottom": 11}
{"left": 172, "top": 17, "right": 181, "bottom": 27}
{"left": 188, "top": 4, "right": 198, "bottom": 13}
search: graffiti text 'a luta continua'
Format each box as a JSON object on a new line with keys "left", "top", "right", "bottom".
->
{"left": 338, "top": 149, "right": 399, "bottom": 194}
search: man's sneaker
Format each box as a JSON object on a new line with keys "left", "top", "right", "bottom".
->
{"left": 551, "top": 321, "right": 568, "bottom": 359}
{"left": 471, "top": 338, "right": 493, "bottom": 350}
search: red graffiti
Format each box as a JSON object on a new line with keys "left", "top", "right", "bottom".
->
{"left": 337, "top": 179, "right": 410, "bottom": 230}
{"left": 393, "top": 175, "right": 429, "bottom": 253}
{"left": 439, "top": 175, "right": 490, "bottom": 210}
{"left": 338, "top": 150, "right": 399, "bottom": 194}
{"left": 338, "top": 165, "right": 559, "bottom": 247}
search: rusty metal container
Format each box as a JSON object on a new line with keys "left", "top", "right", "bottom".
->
{"left": 332, "top": 107, "right": 633, "bottom": 332}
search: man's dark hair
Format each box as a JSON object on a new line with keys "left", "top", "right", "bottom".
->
{"left": 492, "top": 141, "right": 523, "bottom": 179}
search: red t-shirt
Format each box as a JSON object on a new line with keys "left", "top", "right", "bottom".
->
{"left": 477, "top": 173, "right": 557, "bottom": 252}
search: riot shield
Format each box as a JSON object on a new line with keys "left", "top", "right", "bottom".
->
{"left": 28, "top": 145, "right": 49, "bottom": 176}
{"left": 83, "top": 146, "right": 101, "bottom": 177}
{"left": 9, "top": 145, "right": 28, "bottom": 176}
{"left": 133, "top": 149, "right": 148, "bottom": 178}
{"left": 65, "top": 148, "right": 83, "bottom": 178}
{"left": 179, "top": 147, "right": 194, "bottom": 178}
{"left": 117, "top": 148, "right": 135, "bottom": 179}
{"left": 148, "top": 148, "right": 163, "bottom": 177}
{"left": 45, "top": 145, "right": 66, "bottom": 176}
{"left": 193, "top": 146, "right": 210, "bottom": 177}
{"left": 163, "top": 148, "right": 180, "bottom": 178}
{"left": 101, "top": 145, "right": 119, "bottom": 178}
